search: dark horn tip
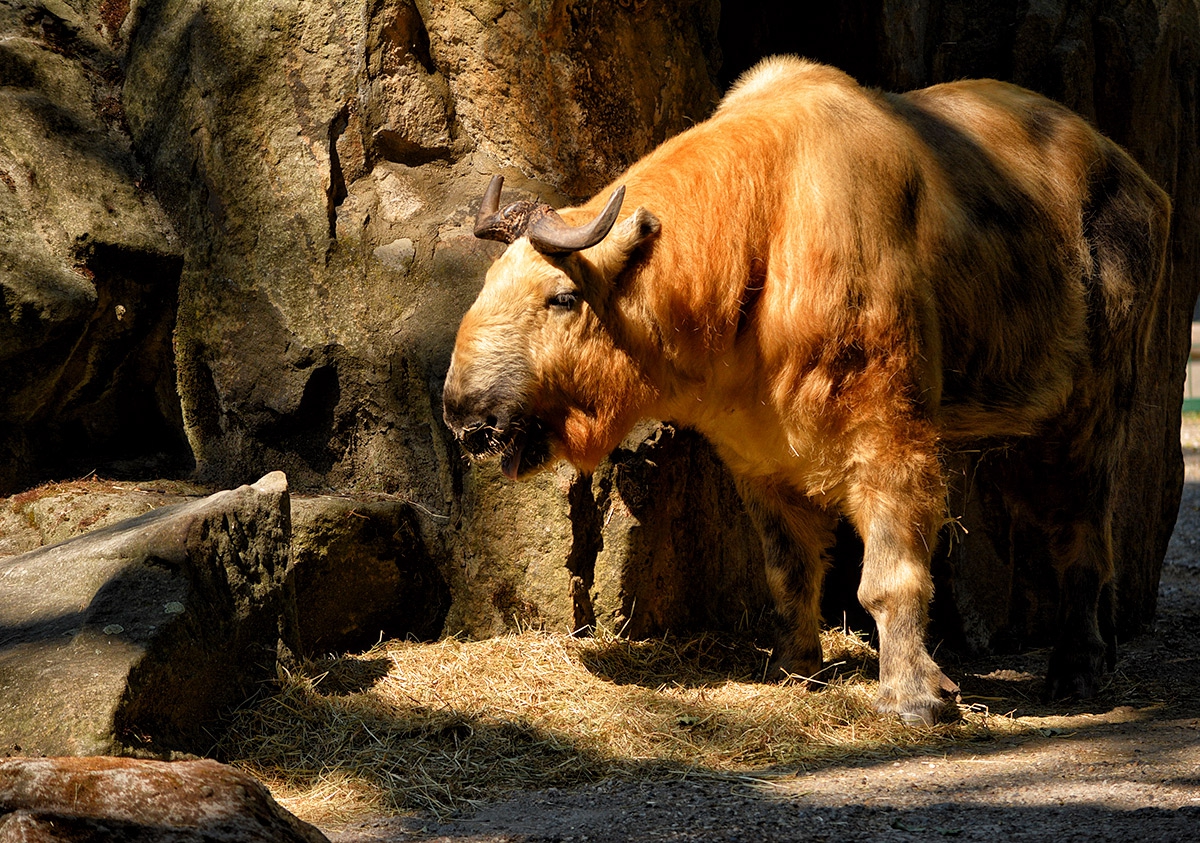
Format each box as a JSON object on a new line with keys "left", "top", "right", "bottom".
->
{"left": 474, "top": 175, "right": 508, "bottom": 241}
{"left": 482, "top": 174, "right": 504, "bottom": 205}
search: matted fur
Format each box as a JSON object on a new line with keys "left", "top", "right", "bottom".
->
{"left": 444, "top": 57, "right": 1171, "bottom": 724}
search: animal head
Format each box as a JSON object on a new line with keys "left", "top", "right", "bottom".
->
{"left": 443, "top": 175, "right": 661, "bottom": 479}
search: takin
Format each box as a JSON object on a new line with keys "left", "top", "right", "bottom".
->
{"left": 442, "top": 56, "right": 1171, "bottom": 725}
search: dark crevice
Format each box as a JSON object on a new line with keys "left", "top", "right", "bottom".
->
{"left": 566, "top": 475, "right": 602, "bottom": 634}
{"left": 326, "top": 104, "right": 350, "bottom": 240}
{"left": 373, "top": 131, "right": 452, "bottom": 167}
{"left": 374, "top": 0, "right": 436, "bottom": 74}
{"left": 8, "top": 238, "right": 194, "bottom": 487}
{"left": 717, "top": 1, "right": 884, "bottom": 90}
{"left": 261, "top": 362, "right": 342, "bottom": 475}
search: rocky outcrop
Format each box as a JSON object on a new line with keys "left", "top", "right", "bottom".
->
{"left": 0, "top": 756, "right": 328, "bottom": 842}
{"left": 0, "top": 473, "right": 294, "bottom": 757}
{"left": 292, "top": 495, "right": 449, "bottom": 654}
{"left": 113, "top": 0, "right": 747, "bottom": 642}
{"left": 0, "top": 1, "right": 190, "bottom": 494}
{"left": 0, "top": 478, "right": 453, "bottom": 710}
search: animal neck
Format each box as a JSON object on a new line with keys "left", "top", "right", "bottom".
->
{"left": 570, "top": 119, "right": 780, "bottom": 450}
{"left": 547, "top": 302, "right": 664, "bottom": 474}
{"left": 613, "top": 231, "right": 766, "bottom": 432}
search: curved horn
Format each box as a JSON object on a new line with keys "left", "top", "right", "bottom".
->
{"left": 474, "top": 175, "right": 511, "bottom": 242}
{"left": 528, "top": 186, "right": 626, "bottom": 255}
{"left": 473, "top": 175, "right": 555, "bottom": 245}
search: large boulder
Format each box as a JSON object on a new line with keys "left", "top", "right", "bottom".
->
{"left": 0, "top": 756, "right": 328, "bottom": 842}
{"left": 114, "top": 0, "right": 749, "bottom": 642}
{"left": 0, "top": 478, "right": 453, "bottom": 664}
{"left": 291, "top": 495, "right": 450, "bottom": 654}
{"left": 0, "top": 473, "right": 294, "bottom": 757}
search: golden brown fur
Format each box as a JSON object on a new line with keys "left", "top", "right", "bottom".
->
{"left": 443, "top": 56, "right": 1171, "bottom": 723}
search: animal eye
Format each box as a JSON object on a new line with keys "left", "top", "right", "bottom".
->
{"left": 548, "top": 291, "right": 578, "bottom": 310}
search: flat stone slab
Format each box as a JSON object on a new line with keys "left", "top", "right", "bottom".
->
{"left": 0, "top": 473, "right": 294, "bottom": 757}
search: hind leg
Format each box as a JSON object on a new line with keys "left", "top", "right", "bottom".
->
{"left": 1042, "top": 504, "right": 1116, "bottom": 701}
{"left": 739, "top": 481, "right": 836, "bottom": 682}
{"left": 1007, "top": 447, "right": 1117, "bottom": 701}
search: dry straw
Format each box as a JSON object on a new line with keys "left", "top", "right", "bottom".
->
{"left": 218, "top": 626, "right": 1033, "bottom": 825}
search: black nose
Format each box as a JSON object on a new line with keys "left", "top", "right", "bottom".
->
{"left": 444, "top": 393, "right": 485, "bottom": 435}
{"left": 443, "top": 391, "right": 503, "bottom": 454}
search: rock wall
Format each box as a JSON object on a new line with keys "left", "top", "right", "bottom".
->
{"left": 1, "top": 0, "right": 1197, "bottom": 656}
{"left": 0, "top": 1, "right": 190, "bottom": 492}
{"left": 114, "top": 0, "right": 737, "bottom": 641}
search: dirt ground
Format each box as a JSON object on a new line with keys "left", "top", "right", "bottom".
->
{"left": 323, "top": 429, "right": 1200, "bottom": 843}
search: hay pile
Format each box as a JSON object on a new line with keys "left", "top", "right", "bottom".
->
{"left": 219, "top": 628, "right": 1024, "bottom": 825}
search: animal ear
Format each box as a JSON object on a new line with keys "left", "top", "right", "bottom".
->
{"left": 588, "top": 207, "right": 661, "bottom": 281}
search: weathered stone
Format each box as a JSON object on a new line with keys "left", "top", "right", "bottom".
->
{"left": 373, "top": 237, "right": 416, "bottom": 272}
{"left": 441, "top": 460, "right": 579, "bottom": 637}
{"left": 0, "top": 756, "right": 328, "bottom": 843}
{"left": 0, "top": 2, "right": 189, "bottom": 494}
{"left": 0, "top": 479, "right": 208, "bottom": 559}
{"left": 0, "top": 478, "right": 457, "bottom": 664}
{"left": 361, "top": 0, "right": 457, "bottom": 165}
{"left": 421, "top": 0, "right": 723, "bottom": 198}
{"left": 0, "top": 473, "right": 294, "bottom": 757}
{"left": 590, "top": 425, "right": 769, "bottom": 639}
{"left": 118, "top": 0, "right": 481, "bottom": 507}
{"left": 435, "top": 425, "right": 771, "bottom": 641}
{"left": 291, "top": 495, "right": 450, "bottom": 654}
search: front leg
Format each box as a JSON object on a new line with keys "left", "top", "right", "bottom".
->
{"left": 856, "top": 518, "right": 958, "bottom": 723}
{"left": 849, "top": 455, "right": 959, "bottom": 725}
{"left": 738, "top": 482, "right": 837, "bottom": 682}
